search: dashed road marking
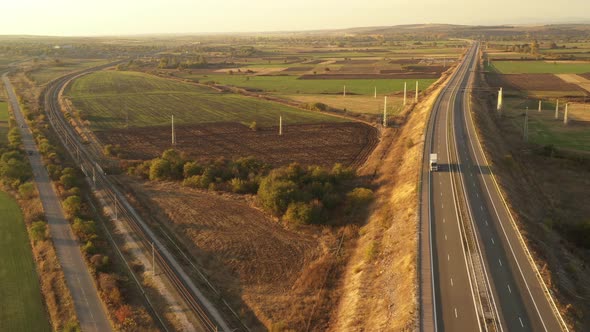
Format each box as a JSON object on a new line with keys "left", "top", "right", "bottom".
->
{"left": 443, "top": 218, "right": 446, "bottom": 224}
{"left": 508, "top": 284, "right": 512, "bottom": 294}
{"left": 451, "top": 278, "right": 454, "bottom": 287}
{"left": 454, "top": 308, "right": 458, "bottom": 318}
{"left": 448, "top": 254, "right": 450, "bottom": 261}
{"left": 499, "top": 259, "right": 503, "bottom": 267}
{"left": 491, "top": 238, "right": 495, "bottom": 245}
{"left": 519, "top": 317, "right": 524, "bottom": 327}
{"left": 445, "top": 234, "right": 447, "bottom": 241}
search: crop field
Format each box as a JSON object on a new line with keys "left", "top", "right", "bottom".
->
{"left": 285, "top": 94, "right": 406, "bottom": 115}
{"left": 0, "top": 192, "right": 51, "bottom": 332}
{"left": 98, "top": 122, "right": 378, "bottom": 167}
{"left": 503, "top": 97, "right": 590, "bottom": 152}
{"left": 491, "top": 60, "right": 590, "bottom": 74}
{"left": 486, "top": 73, "right": 586, "bottom": 95}
{"left": 27, "top": 59, "right": 109, "bottom": 85}
{"left": 176, "top": 73, "right": 436, "bottom": 96}
{"left": 0, "top": 102, "right": 9, "bottom": 143}
{"left": 67, "top": 71, "right": 343, "bottom": 131}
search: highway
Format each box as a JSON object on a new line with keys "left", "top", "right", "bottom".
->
{"left": 41, "top": 66, "right": 234, "bottom": 331}
{"left": 420, "top": 42, "right": 568, "bottom": 331}
{"left": 2, "top": 74, "right": 113, "bottom": 332}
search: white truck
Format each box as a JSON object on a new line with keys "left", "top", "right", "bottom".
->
{"left": 429, "top": 153, "right": 438, "bottom": 171}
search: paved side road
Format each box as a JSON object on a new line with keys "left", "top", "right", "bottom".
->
{"left": 2, "top": 74, "right": 112, "bottom": 332}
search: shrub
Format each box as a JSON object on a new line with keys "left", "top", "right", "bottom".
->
{"left": 149, "top": 158, "right": 171, "bottom": 181}
{"left": 249, "top": 121, "right": 258, "bottom": 131}
{"left": 60, "top": 173, "right": 77, "bottom": 189}
{"left": 257, "top": 176, "right": 300, "bottom": 216}
{"left": 18, "top": 182, "right": 36, "bottom": 199}
{"left": 63, "top": 195, "right": 82, "bottom": 218}
{"left": 345, "top": 188, "right": 374, "bottom": 215}
{"left": 230, "top": 178, "right": 258, "bottom": 194}
{"left": 30, "top": 221, "right": 47, "bottom": 241}
{"left": 183, "top": 161, "right": 203, "bottom": 178}
{"left": 82, "top": 241, "right": 96, "bottom": 256}
{"left": 284, "top": 202, "right": 313, "bottom": 225}
{"left": 114, "top": 304, "right": 134, "bottom": 326}
{"left": 72, "top": 218, "right": 97, "bottom": 242}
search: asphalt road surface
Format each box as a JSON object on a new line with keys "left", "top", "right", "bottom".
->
{"left": 420, "top": 43, "right": 567, "bottom": 332}
{"left": 3, "top": 74, "right": 113, "bottom": 332}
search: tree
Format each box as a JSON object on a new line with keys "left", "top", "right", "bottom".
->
{"left": 183, "top": 161, "right": 203, "bottom": 178}
{"left": 531, "top": 40, "right": 539, "bottom": 54}
{"left": 257, "top": 176, "right": 300, "bottom": 216}
{"left": 60, "top": 173, "right": 77, "bottom": 189}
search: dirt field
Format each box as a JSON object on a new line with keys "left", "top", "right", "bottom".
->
{"left": 121, "top": 179, "right": 347, "bottom": 330}
{"left": 556, "top": 74, "right": 590, "bottom": 93}
{"left": 299, "top": 73, "right": 440, "bottom": 80}
{"left": 486, "top": 73, "right": 585, "bottom": 92}
{"left": 97, "top": 122, "right": 378, "bottom": 168}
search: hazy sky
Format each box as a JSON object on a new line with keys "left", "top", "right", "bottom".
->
{"left": 2, "top": 0, "right": 589, "bottom": 36}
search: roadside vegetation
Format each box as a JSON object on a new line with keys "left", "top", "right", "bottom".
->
{"left": 129, "top": 149, "right": 373, "bottom": 226}
{"left": 10, "top": 73, "right": 159, "bottom": 331}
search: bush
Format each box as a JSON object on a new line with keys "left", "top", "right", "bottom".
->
{"left": 63, "top": 195, "right": 82, "bottom": 218}
{"left": 60, "top": 173, "right": 77, "bottom": 190}
{"left": 82, "top": 241, "right": 96, "bottom": 256}
{"left": 30, "top": 221, "right": 47, "bottom": 241}
{"left": 249, "top": 121, "right": 258, "bottom": 131}
{"left": 345, "top": 188, "right": 374, "bottom": 215}
{"left": 257, "top": 176, "right": 300, "bottom": 216}
{"left": 284, "top": 201, "right": 324, "bottom": 225}
{"left": 183, "top": 161, "right": 203, "bottom": 178}
{"left": 230, "top": 178, "right": 258, "bottom": 194}
{"left": 18, "top": 182, "right": 36, "bottom": 199}
{"left": 149, "top": 158, "right": 171, "bottom": 181}
{"left": 72, "top": 218, "right": 97, "bottom": 242}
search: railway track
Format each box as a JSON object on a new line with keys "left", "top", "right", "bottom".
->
{"left": 42, "top": 66, "right": 233, "bottom": 332}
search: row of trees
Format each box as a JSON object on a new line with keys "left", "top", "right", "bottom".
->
{"left": 158, "top": 55, "right": 208, "bottom": 69}
{"left": 130, "top": 149, "right": 374, "bottom": 226}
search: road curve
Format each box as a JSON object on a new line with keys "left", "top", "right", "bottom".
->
{"left": 3, "top": 74, "right": 113, "bottom": 332}
{"left": 420, "top": 42, "right": 568, "bottom": 332}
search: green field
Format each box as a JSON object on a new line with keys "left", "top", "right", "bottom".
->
{"left": 177, "top": 73, "right": 436, "bottom": 96}
{"left": 67, "top": 71, "right": 345, "bottom": 131}
{"left": 505, "top": 97, "right": 590, "bottom": 152}
{"left": 492, "top": 60, "right": 590, "bottom": 74}
{"left": 0, "top": 102, "right": 9, "bottom": 143}
{"left": 0, "top": 191, "right": 51, "bottom": 332}
{"left": 28, "top": 59, "right": 109, "bottom": 85}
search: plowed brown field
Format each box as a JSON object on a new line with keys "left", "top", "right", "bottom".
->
{"left": 97, "top": 122, "right": 378, "bottom": 167}
{"left": 486, "top": 73, "right": 585, "bottom": 92}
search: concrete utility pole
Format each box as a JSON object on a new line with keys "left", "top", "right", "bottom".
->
{"left": 343, "top": 85, "right": 346, "bottom": 97}
{"left": 415, "top": 81, "right": 419, "bottom": 103}
{"left": 538, "top": 100, "right": 542, "bottom": 112}
{"left": 383, "top": 96, "right": 388, "bottom": 127}
{"left": 564, "top": 103, "right": 569, "bottom": 125}
{"left": 555, "top": 99, "right": 560, "bottom": 119}
{"left": 279, "top": 116, "right": 283, "bottom": 136}
{"left": 171, "top": 115, "right": 176, "bottom": 145}
{"left": 497, "top": 87, "right": 503, "bottom": 112}
{"left": 403, "top": 82, "right": 407, "bottom": 105}
{"left": 374, "top": 86, "right": 377, "bottom": 99}
{"left": 524, "top": 107, "right": 529, "bottom": 142}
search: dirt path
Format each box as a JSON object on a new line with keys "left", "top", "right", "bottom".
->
{"left": 555, "top": 73, "right": 590, "bottom": 93}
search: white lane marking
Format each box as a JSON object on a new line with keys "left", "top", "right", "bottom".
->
{"left": 508, "top": 284, "right": 512, "bottom": 294}
{"left": 480, "top": 205, "right": 484, "bottom": 211}
{"left": 442, "top": 203, "right": 444, "bottom": 209}
{"left": 519, "top": 317, "right": 524, "bottom": 328}
{"left": 455, "top": 307, "right": 458, "bottom": 318}
{"left": 448, "top": 254, "right": 450, "bottom": 261}
{"left": 443, "top": 218, "right": 446, "bottom": 224}
{"left": 491, "top": 238, "right": 495, "bottom": 245}
{"left": 485, "top": 220, "right": 489, "bottom": 226}
{"left": 445, "top": 234, "right": 448, "bottom": 241}
{"left": 499, "top": 259, "right": 503, "bottom": 267}
{"left": 476, "top": 193, "right": 479, "bottom": 198}
{"left": 451, "top": 277, "right": 454, "bottom": 286}
{"left": 441, "top": 192, "right": 443, "bottom": 197}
